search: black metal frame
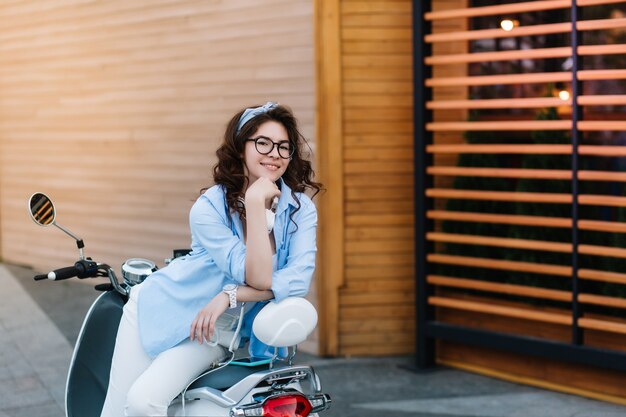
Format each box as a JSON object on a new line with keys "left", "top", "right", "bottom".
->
{"left": 570, "top": 0, "right": 584, "bottom": 346}
{"left": 413, "top": 0, "right": 435, "bottom": 369}
{"left": 413, "top": 0, "right": 626, "bottom": 371}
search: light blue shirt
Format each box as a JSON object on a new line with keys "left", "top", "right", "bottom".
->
{"left": 136, "top": 180, "right": 317, "bottom": 358}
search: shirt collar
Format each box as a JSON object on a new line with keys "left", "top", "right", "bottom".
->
{"left": 221, "top": 178, "right": 298, "bottom": 224}
{"left": 276, "top": 178, "right": 298, "bottom": 214}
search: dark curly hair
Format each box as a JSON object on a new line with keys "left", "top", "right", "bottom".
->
{"left": 211, "top": 104, "right": 323, "bottom": 225}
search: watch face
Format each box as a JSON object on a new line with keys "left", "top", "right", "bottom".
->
{"left": 223, "top": 284, "right": 237, "bottom": 291}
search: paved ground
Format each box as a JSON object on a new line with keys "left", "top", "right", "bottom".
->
{"left": 2, "top": 262, "right": 626, "bottom": 417}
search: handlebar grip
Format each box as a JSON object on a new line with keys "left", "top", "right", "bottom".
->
{"left": 47, "top": 266, "right": 80, "bottom": 281}
{"left": 33, "top": 274, "right": 49, "bottom": 281}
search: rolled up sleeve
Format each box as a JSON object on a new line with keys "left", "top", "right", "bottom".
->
{"left": 271, "top": 199, "right": 318, "bottom": 302}
{"left": 189, "top": 196, "right": 246, "bottom": 284}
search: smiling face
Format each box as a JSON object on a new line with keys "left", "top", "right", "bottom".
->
{"left": 243, "top": 120, "right": 291, "bottom": 186}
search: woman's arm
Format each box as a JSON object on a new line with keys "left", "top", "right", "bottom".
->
{"left": 244, "top": 178, "right": 280, "bottom": 290}
{"left": 269, "top": 197, "right": 317, "bottom": 302}
{"left": 243, "top": 197, "right": 273, "bottom": 290}
{"left": 189, "top": 194, "right": 248, "bottom": 284}
{"left": 237, "top": 284, "right": 274, "bottom": 302}
{"left": 190, "top": 285, "right": 273, "bottom": 343}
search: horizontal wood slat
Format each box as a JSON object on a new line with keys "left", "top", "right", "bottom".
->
{"left": 340, "top": 2, "right": 411, "bottom": 15}
{"left": 339, "top": 318, "right": 415, "bottom": 334}
{"left": 578, "top": 95, "right": 626, "bottom": 106}
{"left": 428, "top": 211, "right": 626, "bottom": 234}
{"left": 578, "top": 170, "right": 626, "bottom": 182}
{"left": 578, "top": 220, "right": 626, "bottom": 234}
{"left": 427, "top": 210, "right": 572, "bottom": 228}
{"left": 429, "top": 296, "right": 571, "bottom": 325}
{"left": 425, "top": 0, "right": 570, "bottom": 21}
{"left": 426, "top": 70, "right": 626, "bottom": 87}
{"left": 579, "top": 69, "right": 626, "bottom": 81}
{"left": 427, "top": 232, "right": 571, "bottom": 253}
{"left": 579, "top": 317, "right": 626, "bottom": 335}
{"left": 426, "top": 96, "right": 626, "bottom": 109}
{"left": 427, "top": 97, "right": 567, "bottom": 109}
{"left": 578, "top": 293, "right": 626, "bottom": 309}
{"left": 340, "top": 291, "right": 414, "bottom": 306}
{"left": 427, "top": 166, "right": 571, "bottom": 179}
{"left": 427, "top": 253, "right": 572, "bottom": 277}
{"left": 579, "top": 146, "right": 626, "bottom": 157}
{"left": 579, "top": 0, "right": 626, "bottom": 5}
{"left": 427, "top": 144, "right": 571, "bottom": 154}
{"left": 426, "top": 18, "right": 626, "bottom": 43}
{"left": 579, "top": 269, "right": 626, "bottom": 285}
{"left": 579, "top": 244, "right": 626, "bottom": 260}
{"left": 426, "top": 144, "right": 626, "bottom": 157}
{"left": 428, "top": 189, "right": 626, "bottom": 207}
{"left": 426, "top": 47, "right": 571, "bottom": 65}
{"left": 579, "top": 44, "right": 626, "bottom": 57}
{"left": 427, "top": 72, "right": 571, "bottom": 87}
{"left": 578, "top": 194, "right": 626, "bottom": 208}
{"left": 427, "top": 45, "right": 626, "bottom": 66}
{"left": 427, "top": 121, "right": 571, "bottom": 131}
{"left": 428, "top": 275, "right": 571, "bottom": 302}
{"left": 427, "top": 188, "right": 571, "bottom": 203}
{"left": 427, "top": 22, "right": 570, "bottom": 43}
{"left": 579, "top": 121, "right": 626, "bottom": 131}
{"left": 429, "top": 167, "right": 626, "bottom": 183}
{"left": 425, "top": 0, "right": 624, "bottom": 20}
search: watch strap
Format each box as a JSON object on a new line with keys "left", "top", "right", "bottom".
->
{"left": 224, "top": 286, "right": 237, "bottom": 308}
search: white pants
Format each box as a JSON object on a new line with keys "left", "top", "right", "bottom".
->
{"left": 100, "top": 285, "right": 227, "bottom": 417}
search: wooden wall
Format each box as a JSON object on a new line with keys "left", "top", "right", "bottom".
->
{"left": 0, "top": 0, "right": 318, "bottom": 351}
{"left": 317, "top": 0, "right": 414, "bottom": 356}
{"left": 316, "top": 0, "right": 466, "bottom": 356}
{"left": 338, "top": 0, "right": 415, "bottom": 356}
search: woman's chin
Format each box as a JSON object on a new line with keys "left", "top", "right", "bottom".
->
{"left": 261, "top": 170, "right": 284, "bottom": 182}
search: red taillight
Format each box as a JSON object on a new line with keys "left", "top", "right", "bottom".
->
{"left": 262, "top": 394, "right": 312, "bottom": 417}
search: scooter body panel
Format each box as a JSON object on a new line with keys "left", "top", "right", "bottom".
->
{"left": 66, "top": 291, "right": 125, "bottom": 417}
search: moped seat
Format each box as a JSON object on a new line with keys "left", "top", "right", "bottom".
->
{"left": 188, "top": 363, "right": 269, "bottom": 391}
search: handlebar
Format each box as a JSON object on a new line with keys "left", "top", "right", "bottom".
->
{"left": 34, "top": 259, "right": 99, "bottom": 281}
{"left": 46, "top": 266, "right": 81, "bottom": 281}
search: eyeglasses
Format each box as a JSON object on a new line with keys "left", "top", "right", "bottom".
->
{"left": 246, "top": 136, "right": 294, "bottom": 159}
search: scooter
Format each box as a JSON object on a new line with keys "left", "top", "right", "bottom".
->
{"left": 28, "top": 192, "right": 331, "bottom": 417}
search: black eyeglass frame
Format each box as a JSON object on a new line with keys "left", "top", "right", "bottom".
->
{"left": 245, "top": 136, "right": 295, "bottom": 159}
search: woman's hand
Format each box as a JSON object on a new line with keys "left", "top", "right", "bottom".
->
{"left": 189, "top": 292, "right": 230, "bottom": 344}
{"left": 245, "top": 177, "right": 281, "bottom": 207}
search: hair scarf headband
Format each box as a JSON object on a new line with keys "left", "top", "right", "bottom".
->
{"left": 236, "top": 102, "right": 278, "bottom": 133}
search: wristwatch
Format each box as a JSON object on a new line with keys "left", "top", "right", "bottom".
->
{"left": 222, "top": 284, "right": 238, "bottom": 309}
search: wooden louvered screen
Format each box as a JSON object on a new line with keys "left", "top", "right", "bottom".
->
{"left": 418, "top": 0, "right": 626, "bottom": 373}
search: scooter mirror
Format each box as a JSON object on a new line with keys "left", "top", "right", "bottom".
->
{"left": 29, "top": 192, "right": 56, "bottom": 226}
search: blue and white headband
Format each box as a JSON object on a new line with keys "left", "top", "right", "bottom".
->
{"left": 236, "top": 101, "right": 278, "bottom": 133}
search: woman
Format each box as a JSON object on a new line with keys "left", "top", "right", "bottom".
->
{"left": 100, "top": 102, "right": 322, "bottom": 416}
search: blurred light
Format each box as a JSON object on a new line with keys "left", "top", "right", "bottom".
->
{"left": 500, "top": 19, "right": 518, "bottom": 31}
{"left": 558, "top": 90, "right": 570, "bottom": 101}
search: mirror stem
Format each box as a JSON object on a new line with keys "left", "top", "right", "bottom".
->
{"left": 53, "top": 223, "right": 85, "bottom": 260}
